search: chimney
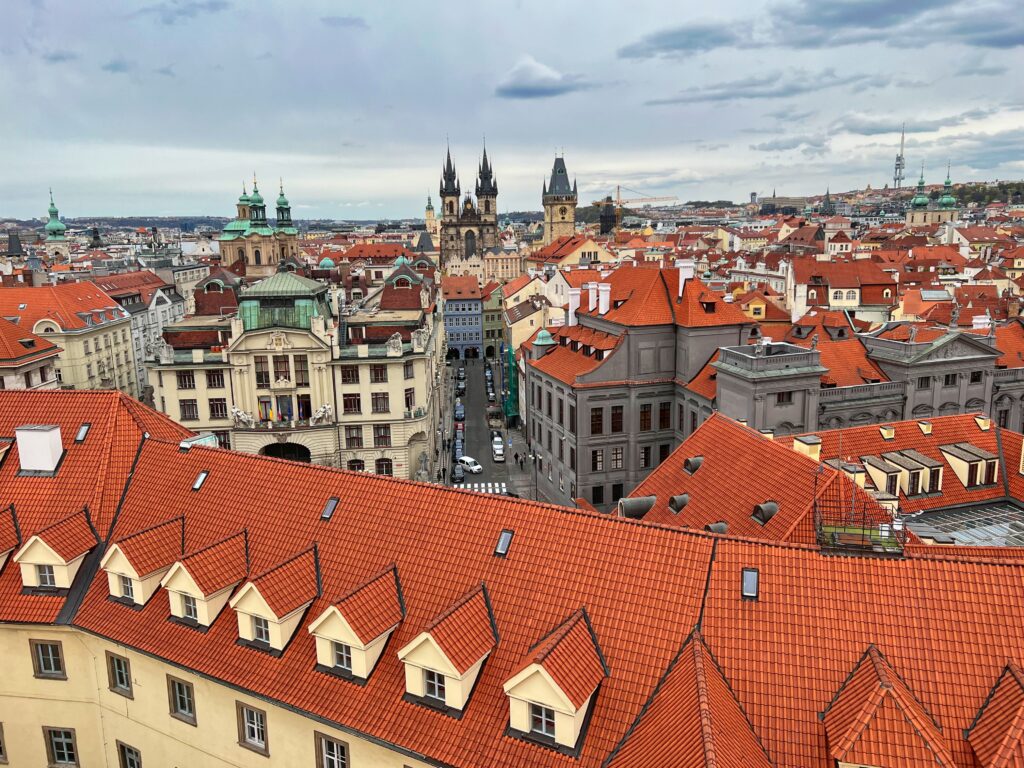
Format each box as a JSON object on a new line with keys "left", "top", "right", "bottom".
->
{"left": 675, "top": 258, "right": 695, "bottom": 299}
{"left": 792, "top": 434, "right": 822, "bottom": 462}
{"left": 586, "top": 282, "right": 598, "bottom": 312}
{"left": 972, "top": 313, "right": 991, "bottom": 331}
{"left": 15, "top": 424, "right": 63, "bottom": 473}
{"left": 598, "top": 283, "right": 611, "bottom": 315}
{"left": 567, "top": 287, "right": 581, "bottom": 327}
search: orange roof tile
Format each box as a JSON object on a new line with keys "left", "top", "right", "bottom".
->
{"left": 251, "top": 547, "right": 319, "bottom": 617}
{"left": 0, "top": 282, "right": 129, "bottom": 331}
{"left": 0, "top": 316, "right": 61, "bottom": 365}
{"left": 424, "top": 582, "right": 497, "bottom": 675}
{"left": 518, "top": 609, "right": 606, "bottom": 710}
{"left": 112, "top": 516, "right": 184, "bottom": 577}
{"left": 442, "top": 276, "right": 481, "bottom": 300}
{"left": 0, "top": 504, "right": 20, "bottom": 554}
{"left": 332, "top": 565, "right": 404, "bottom": 645}
{"left": 30, "top": 508, "right": 98, "bottom": 562}
{"left": 529, "top": 344, "right": 609, "bottom": 386}
{"left": 967, "top": 662, "right": 1024, "bottom": 767}
{"left": 179, "top": 531, "right": 248, "bottom": 596}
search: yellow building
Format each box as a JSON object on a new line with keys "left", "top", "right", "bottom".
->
{"left": 0, "top": 282, "right": 138, "bottom": 396}
{"left": 219, "top": 179, "right": 300, "bottom": 278}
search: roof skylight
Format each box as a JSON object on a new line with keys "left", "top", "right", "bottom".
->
{"left": 74, "top": 423, "right": 91, "bottom": 443}
{"left": 191, "top": 470, "right": 209, "bottom": 491}
{"left": 320, "top": 497, "right": 339, "bottom": 521}
{"left": 494, "top": 529, "right": 514, "bottom": 557}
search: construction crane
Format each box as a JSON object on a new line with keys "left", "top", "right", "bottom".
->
{"left": 592, "top": 185, "right": 678, "bottom": 229}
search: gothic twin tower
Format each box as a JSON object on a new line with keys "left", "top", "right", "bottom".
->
{"left": 434, "top": 145, "right": 578, "bottom": 266}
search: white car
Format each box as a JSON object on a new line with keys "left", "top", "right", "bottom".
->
{"left": 458, "top": 456, "right": 483, "bottom": 474}
{"left": 492, "top": 447, "right": 505, "bottom": 463}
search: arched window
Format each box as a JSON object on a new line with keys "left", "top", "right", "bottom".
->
{"left": 883, "top": 288, "right": 892, "bottom": 298}
{"left": 205, "top": 281, "right": 223, "bottom": 293}
{"left": 808, "top": 289, "right": 817, "bottom": 299}
{"left": 845, "top": 290, "right": 856, "bottom": 300}
{"left": 446, "top": 201, "right": 454, "bottom": 215}
{"left": 347, "top": 459, "right": 365, "bottom": 472}
{"left": 375, "top": 458, "right": 393, "bottom": 476}
{"left": 237, "top": 247, "right": 245, "bottom": 263}
{"left": 832, "top": 290, "right": 843, "bottom": 301}
{"left": 395, "top": 278, "right": 411, "bottom": 288}
{"left": 254, "top": 249, "right": 262, "bottom": 265}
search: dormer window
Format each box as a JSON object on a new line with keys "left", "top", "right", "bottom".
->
{"left": 425, "top": 669, "right": 446, "bottom": 702}
{"left": 182, "top": 594, "right": 198, "bottom": 621}
{"left": 161, "top": 531, "right": 247, "bottom": 629}
{"left": 37, "top": 564, "right": 56, "bottom": 589}
{"left": 253, "top": 616, "right": 271, "bottom": 645}
{"left": 14, "top": 509, "right": 97, "bottom": 594}
{"left": 229, "top": 548, "right": 319, "bottom": 655}
{"left": 333, "top": 642, "right": 352, "bottom": 672}
{"left": 119, "top": 574, "right": 134, "bottom": 600}
{"left": 531, "top": 703, "right": 556, "bottom": 737}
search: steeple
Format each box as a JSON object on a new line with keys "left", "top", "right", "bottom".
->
{"left": 476, "top": 143, "right": 497, "bottom": 197}
{"left": 425, "top": 194, "right": 434, "bottom": 212}
{"left": 248, "top": 174, "right": 267, "bottom": 222}
{"left": 911, "top": 164, "right": 930, "bottom": 209}
{"left": 275, "top": 178, "right": 292, "bottom": 227}
{"left": 44, "top": 189, "right": 67, "bottom": 241}
{"left": 939, "top": 161, "right": 957, "bottom": 209}
{"left": 440, "top": 145, "right": 459, "bottom": 196}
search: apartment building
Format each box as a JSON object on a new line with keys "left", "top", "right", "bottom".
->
{"left": 2, "top": 390, "right": 1024, "bottom": 767}
{"left": 0, "top": 282, "right": 137, "bottom": 396}
{"left": 441, "top": 275, "right": 482, "bottom": 359}
{"left": 0, "top": 317, "right": 61, "bottom": 390}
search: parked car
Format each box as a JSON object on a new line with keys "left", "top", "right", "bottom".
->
{"left": 451, "top": 464, "right": 465, "bottom": 483}
{"left": 492, "top": 435, "right": 504, "bottom": 452}
{"left": 492, "top": 445, "right": 505, "bottom": 463}
{"left": 484, "top": 368, "right": 493, "bottom": 380}
{"left": 454, "top": 446, "right": 464, "bottom": 462}
{"left": 487, "top": 391, "right": 496, "bottom": 403}
{"left": 456, "top": 381, "right": 466, "bottom": 395}
{"left": 457, "top": 367, "right": 466, "bottom": 381}
{"left": 454, "top": 404, "right": 465, "bottom": 422}
{"left": 458, "top": 456, "right": 483, "bottom": 474}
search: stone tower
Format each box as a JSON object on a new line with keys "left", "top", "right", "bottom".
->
{"left": 425, "top": 195, "right": 439, "bottom": 240}
{"left": 43, "top": 190, "right": 70, "bottom": 262}
{"left": 542, "top": 156, "right": 577, "bottom": 245}
{"left": 439, "top": 148, "right": 461, "bottom": 265}
{"left": 475, "top": 146, "right": 498, "bottom": 251}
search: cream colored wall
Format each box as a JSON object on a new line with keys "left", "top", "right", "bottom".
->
{"left": 504, "top": 666, "right": 590, "bottom": 748}
{"left": 162, "top": 566, "right": 237, "bottom": 627}
{"left": 150, "top": 360, "right": 235, "bottom": 435}
{"left": 39, "top": 319, "right": 136, "bottom": 396}
{"left": 309, "top": 610, "right": 394, "bottom": 679}
{"left": 16, "top": 540, "right": 84, "bottom": 589}
{"left": 0, "top": 624, "right": 432, "bottom": 767}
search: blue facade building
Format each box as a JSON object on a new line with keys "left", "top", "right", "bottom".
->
{"left": 442, "top": 276, "right": 483, "bottom": 359}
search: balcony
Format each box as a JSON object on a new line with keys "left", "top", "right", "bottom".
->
{"left": 819, "top": 381, "right": 905, "bottom": 402}
{"left": 233, "top": 418, "right": 333, "bottom": 432}
{"left": 404, "top": 406, "right": 428, "bottom": 420}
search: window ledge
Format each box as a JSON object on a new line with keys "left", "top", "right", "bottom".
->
{"left": 236, "top": 638, "right": 284, "bottom": 658}
{"left": 505, "top": 726, "right": 579, "bottom": 757}
{"left": 33, "top": 671, "right": 68, "bottom": 681}
{"left": 170, "top": 711, "right": 197, "bottom": 727}
{"left": 237, "top": 739, "right": 269, "bottom": 757}
{"left": 21, "top": 586, "right": 69, "bottom": 598}
{"left": 106, "top": 595, "right": 143, "bottom": 611}
{"left": 401, "top": 692, "right": 465, "bottom": 720}
{"left": 168, "top": 615, "right": 211, "bottom": 633}
{"left": 109, "top": 685, "right": 134, "bottom": 700}
{"left": 314, "top": 663, "right": 368, "bottom": 687}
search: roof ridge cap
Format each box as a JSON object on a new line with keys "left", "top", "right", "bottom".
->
{"left": 181, "top": 529, "right": 246, "bottom": 560}
{"left": 425, "top": 580, "right": 486, "bottom": 630}
{"left": 691, "top": 640, "right": 720, "bottom": 767}
{"left": 114, "top": 514, "right": 185, "bottom": 547}
{"left": 333, "top": 562, "right": 398, "bottom": 604}
{"left": 252, "top": 544, "right": 317, "bottom": 582}
{"left": 31, "top": 506, "right": 96, "bottom": 542}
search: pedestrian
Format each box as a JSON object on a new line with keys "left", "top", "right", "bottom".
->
{"left": 436, "top": 469, "right": 442, "bottom": 482}
{"left": 513, "top": 452, "right": 519, "bottom": 465}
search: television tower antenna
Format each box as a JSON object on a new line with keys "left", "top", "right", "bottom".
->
{"left": 893, "top": 123, "right": 906, "bottom": 189}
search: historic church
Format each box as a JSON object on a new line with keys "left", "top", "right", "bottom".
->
{"left": 438, "top": 146, "right": 499, "bottom": 268}
{"left": 219, "top": 176, "right": 300, "bottom": 278}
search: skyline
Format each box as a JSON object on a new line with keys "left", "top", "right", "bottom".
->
{"left": 1, "top": 0, "right": 1022, "bottom": 219}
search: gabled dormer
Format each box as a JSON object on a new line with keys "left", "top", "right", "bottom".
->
{"left": 99, "top": 516, "right": 184, "bottom": 607}
{"left": 821, "top": 645, "right": 955, "bottom": 767}
{"left": 940, "top": 442, "right": 999, "bottom": 488}
{"left": 966, "top": 661, "right": 1024, "bottom": 767}
{"left": 503, "top": 608, "right": 606, "bottom": 753}
{"left": 0, "top": 505, "right": 21, "bottom": 574}
{"left": 397, "top": 582, "right": 497, "bottom": 715}
{"left": 160, "top": 531, "right": 248, "bottom": 630}
{"left": 229, "top": 547, "right": 320, "bottom": 655}
{"left": 13, "top": 508, "right": 98, "bottom": 593}
{"left": 308, "top": 564, "right": 404, "bottom": 683}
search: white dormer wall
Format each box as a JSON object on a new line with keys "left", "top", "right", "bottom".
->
{"left": 398, "top": 634, "right": 487, "bottom": 711}
{"left": 307, "top": 607, "right": 396, "bottom": 679}
{"left": 862, "top": 462, "right": 894, "bottom": 495}
{"left": 940, "top": 449, "right": 978, "bottom": 487}
{"left": 229, "top": 583, "right": 310, "bottom": 651}
{"left": 14, "top": 537, "right": 86, "bottom": 589}
{"left": 99, "top": 544, "right": 171, "bottom": 606}
{"left": 503, "top": 665, "right": 594, "bottom": 749}
{"left": 160, "top": 562, "right": 237, "bottom": 627}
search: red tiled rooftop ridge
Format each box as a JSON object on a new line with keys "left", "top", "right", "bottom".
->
{"left": 518, "top": 608, "right": 606, "bottom": 710}
{"left": 331, "top": 565, "right": 404, "bottom": 645}
{"left": 250, "top": 547, "right": 319, "bottom": 618}
{"left": 112, "top": 516, "right": 184, "bottom": 577}
{"left": 967, "top": 661, "right": 1024, "bottom": 767}
{"left": 178, "top": 530, "right": 249, "bottom": 596}
{"left": 424, "top": 582, "right": 497, "bottom": 675}
{"left": 28, "top": 507, "right": 98, "bottom": 562}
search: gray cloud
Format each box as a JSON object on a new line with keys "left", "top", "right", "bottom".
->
{"left": 915, "top": 127, "right": 1024, "bottom": 170}
{"left": 751, "top": 134, "right": 830, "bottom": 156}
{"left": 647, "top": 69, "right": 889, "bottom": 105}
{"left": 833, "top": 107, "right": 997, "bottom": 135}
{"left": 765, "top": 108, "right": 816, "bottom": 121}
{"left": 320, "top": 15, "right": 368, "bottom": 29}
{"left": 101, "top": 58, "right": 134, "bottom": 74}
{"left": 135, "top": 0, "right": 230, "bottom": 25}
{"left": 41, "top": 50, "right": 78, "bottom": 63}
{"left": 955, "top": 57, "right": 1009, "bottom": 76}
{"left": 154, "top": 65, "right": 175, "bottom": 77}
{"left": 617, "top": 23, "right": 746, "bottom": 59}
{"left": 494, "top": 55, "right": 594, "bottom": 99}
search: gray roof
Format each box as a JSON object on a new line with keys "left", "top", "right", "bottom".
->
{"left": 545, "top": 157, "right": 575, "bottom": 197}
{"left": 242, "top": 270, "right": 327, "bottom": 298}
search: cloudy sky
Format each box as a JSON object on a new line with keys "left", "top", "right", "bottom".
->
{"left": 2, "top": 0, "right": 1022, "bottom": 219}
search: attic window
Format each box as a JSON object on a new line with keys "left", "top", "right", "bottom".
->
{"left": 700, "top": 301, "right": 716, "bottom": 313}
{"left": 191, "top": 471, "right": 209, "bottom": 491}
{"left": 320, "top": 497, "right": 339, "bottom": 521}
{"left": 752, "top": 501, "right": 779, "bottom": 525}
{"left": 741, "top": 568, "right": 759, "bottom": 600}
{"left": 494, "top": 529, "right": 514, "bottom": 557}
{"left": 18, "top": 338, "right": 36, "bottom": 349}
{"left": 683, "top": 456, "right": 704, "bottom": 475}
{"left": 18, "top": 303, "right": 26, "bottom": 310}
{"left": 74, "top": 423, "right": 91, "bottom": 443}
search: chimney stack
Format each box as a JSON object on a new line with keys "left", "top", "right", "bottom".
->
{"left": 598, "top": 283, "right": 611, "bottom": 315}
{"left": 567, "top": 287, "right": 581, "bottom": 327}
{"left": 586, "top": 282, "right": 598, "bottom": 312}
{"left": 15, "top": 424, "right": 63, "bottom": 473}
{"left": 675, "top": 258, "right": 695, "bottom": 299}
{"left": 792, "top": 434, "right": 822, "bottom": 462}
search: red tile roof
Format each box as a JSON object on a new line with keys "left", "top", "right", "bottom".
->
{"left": 178, "top": 531, "right": 249, "bottom": 596}
{"left": 0, "top": 316, "right": 61, "bottom": 366}
{"left": 0, "top": 282, "right": 129, "bottom": 331}
{"left": 528, "top": 235, "right": 594, "bottom": 264}
{"left": 342, "top": 243, "right": 417, "bottom": 262}
{"left": 111, "top": 516, "right": 184, "bottom": 578}
{"left": 250, "top": 547, "right": 319, "bottom": 618}
{"left": 29, "top": 508, "right": 98, "bottom": 562}
{"left": 331, "top": 565, "right": 404, "bottom": 645}
{"left": 967, "top": 661, "right": 1024, "bottom": 767}
{"left": 0, "top": 504, "right": 19, "bottom": 554}
{"left": 442, "top": 276, "right": 481, "bottom": 300}
{"left": 822, "top": 645, "right": 956, "bottom": 767}
{"left": 528, "top": 344, "right": 609, "bottom": 386}
{"left": 501, "top": 274, "right": 535, "bottom": 299}
{"left": 424, "top": 582, "right": 497, "bottom": 675}
{"left": 92, "top": 270, "right": 173, "bottom": 304}
{"left": 516, "top": 609, "right": 606, "bottom": 709}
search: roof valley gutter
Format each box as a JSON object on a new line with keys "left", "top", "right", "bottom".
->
{"left": 995, "top": 426, "right": 1011, "bottom": 498}
{"left": 695, "top": 539, "right": 719, "bottom": 632}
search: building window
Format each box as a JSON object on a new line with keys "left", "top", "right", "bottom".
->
{"left": 832, "top": 290, "right": 843, "bottom": 301}
{"left": 176, "top": 371, "right": 195, "bottom": 389}
{"left": 294, "top": 355, "right": 309, "bottom": 386}
{"left": 917, "top": 376, "right": 930, "bottom": 390}
{"left": 371, "top": 392, "right": 390, "bottom": 413}
{"left": 569, "top": 447, "right": 576, "bottom": 471}
{"left": 592, "top": 485, "right": 604, "bottom": 505}
{"left": 557, "top": 398, "right": 564, "bottom": 423}
{"left": 611, "top": 446, "right": 623, "bottom": 470}
{"left": 568, "top": 404, "right": 576, "bottom": 434}
{"left": 590, "top": 408, "right": 603, "bottom": 435}
{"left": 119, "top": 574, "right": 134, "bottom": 600}
{"left": 273, "top": 355, "right": 290, "bottom": 382}
{"left": 340, "top": 367, "right": 359, "bottom": 384}
{"left": 31, "top": 640, "right": 65, "bottom": 679}
{"left": 886, "top": 474, "right": 898, "bottom": 496}
{"left": 611, "top": 405, "right": 623, "bottom": 433}
{"left": 591, "top": 450, "right": 604, "bottom": 472}
{"left": 944, "top": 373, "right": 958, "bottom": 387}
{"left": 167, "top": 676, "right": 196, "bottom": 725}
{"left": 37, "top": 564, "right": 56, "bottom": 588}
{"left": 640, "top": 445, "right": 652, "bottom": 469}
{"left": 209, "top": 398, "right": 228, "bottom": 420}
{"left": 0, "top": 722, "right": 5, "bottom": 763}
{"left": 640, "top": 403, "right": 652, "bottom": 431}
{"left": 659, "top": 443, "right": 671, "bottom": 464}
{"left": 776, "top": 391, "right": 793, "bottom": 405}
{"left": 254, "top": 356, "right": 270, "bottom": 387}
{"left": 315, "top": 733, "right": 349, "bottom": 768}
{"left": 845, "top": 290, "right": 856, "bottom": 301}
{"left": 44, "top": 728, "right": 78, "bottom": 766}
{"left": 404, "top": 387, "right": 416, "bottom": 409}
{"left": 424, "top": 670, "right": 446, "bottom": 702}
{"left": 612, "top": 482, "right": 625, "bottom": 502}
{"left": 908, "top": 471, "right": 921, "bottom": 495}
{"left": 545, "top": 391, "right": 552, "bottom": 417}
{"left": 253, "top": 616, "right": 271, "bottom": 644}
{"left": 107, "top": 652, "right": 133, "bottom": 697}
{"left": 370, "top": 364, "right": 388, "bottom": 383}
{"left": 969, "top": 370, "right": 983, "bottom": 384}
{"left": 180, "top": 399, "right": 199, "bottom": 421}
{"left": 345, "top": 426, "right": 363, "bottom": 448}
{"left": 182, "top": 594, "right": 198, "bottom": 621}
{"left": 659, "top": 402, "right": 671, "bottom": 430}
{"left": 741, "top": 568, "right": 759, "bottom": 599}
{"left": 529, "top": 703, "right": 556, "bottom": 738}
{"left": 985, "top": 459, "right": 997, "bottom": 485}
{"left": 928, "top": 470, "right": 941, "bottom": 493}
{"left": 375, "top": 458, "right": 393, "bottom": 476}
{"left": 373, "top": 425, "right": 392, "bottom": 447}
{"left": 998, "top": 409, "right": 1009, "bottom": 428}
{"left": 333, "top": 642, "right": 352, "bottom": 672}
{"left": 236, "top": 703, "right": 268, "bottom": 755}
{"left": 343, "top": 394, "right": 361, "bottom": 414}
{"left": 206, "top": 369, "right": 225, "bottom": 388}
{"left": 404, "top": 360, "right": 414, "bottom": 379}
{"left": 117, "top": 742, "right": 142, "bottom": 768}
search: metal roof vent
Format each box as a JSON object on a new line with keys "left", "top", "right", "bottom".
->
{"left": 683, "top": 456, "right": 704, "bottom": 475}
{"left": 618, "top": 496, "right": 656, "bottom": 519}
{"left": 752, "top": 501, "right": 779, "bottom": 525}
{"left": 705, "top": 522, "right": 728, "bottom": 534}
{"left": 668, "top": 494, "right": 690, "bottom": 514}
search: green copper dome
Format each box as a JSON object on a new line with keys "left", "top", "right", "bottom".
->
{"left": 276, "top": 180, "right": 289, "bottom": 208}
{"left": 939, "top": 166, "right": 957, "bottom": 209}
{"left": 318, "top": 256, "right": 336, "bottom": 268}
{"left": 45, "top": 191, "right": 67, "bottom": 238}
{"left": 249, "top": 179, "right": 264, "bottom": 205}
{"left": 911, "top": 170, "right": 930, "bottom": 209}
{"left": 238, "top": 183, "right": 251, "bottom": 205}
{"left": 534, "top": 329, "right": 555, "bottom": 346}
